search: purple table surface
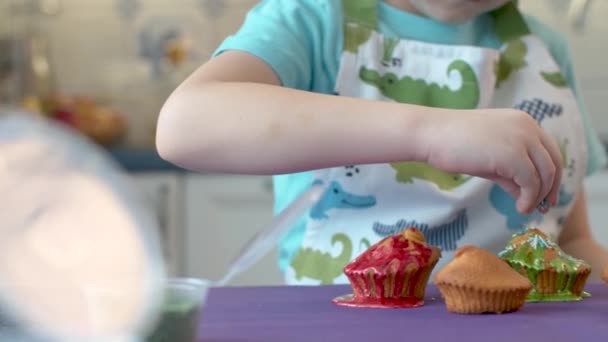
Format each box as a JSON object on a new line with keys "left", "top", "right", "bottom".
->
{"left": 198, "top": 284, "right": 608, "bottom": 342}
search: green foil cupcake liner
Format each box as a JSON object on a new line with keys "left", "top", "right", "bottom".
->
{"left": 506, "top": 262, "right": 591, "bottom": 302}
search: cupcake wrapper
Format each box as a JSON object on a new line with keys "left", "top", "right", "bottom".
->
{"left": 435, "top": 283, "right": 530, "bottom": 314}
{"left": 346, "top": 259, "right": 439, "bottom": 304}
{"left": 508, "top": 263, "right": 590, "bottom": 298}
{"left": 535, "top": 269, "right": 589, "bottom": 296}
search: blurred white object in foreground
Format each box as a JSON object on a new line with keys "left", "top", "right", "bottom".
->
{"left": 0, "top": 110, "right": 165, "bottom": 341}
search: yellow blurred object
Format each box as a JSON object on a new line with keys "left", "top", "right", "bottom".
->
{"left": 73, "top": 101, "right": 127, "bottom": 145}
{"left": 78, "top": 107, "right": 127, "bottom": 145}
{"left": 21, "top": 96, "right": 43, "bottom": 114}
{"left": 20, "top": 93, "right": 128, "bottom": 146}
{"left": 165, "top": 38, "right": 188, "bottom": 66}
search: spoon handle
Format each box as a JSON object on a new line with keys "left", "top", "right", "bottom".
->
{"left": 216, "top": 183, "right": 325, "bottom": 287}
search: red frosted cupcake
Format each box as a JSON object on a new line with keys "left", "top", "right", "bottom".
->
{"left": 333, "top": 227, "right": 441, "bottom": 308}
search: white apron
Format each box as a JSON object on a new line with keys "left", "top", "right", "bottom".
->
{"left": 286, "top": 0, "right": 587, "bottom": 285}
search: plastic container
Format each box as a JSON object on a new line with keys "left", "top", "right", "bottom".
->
{"left": 144, "top": 278, "right": 209, "bottom": 342}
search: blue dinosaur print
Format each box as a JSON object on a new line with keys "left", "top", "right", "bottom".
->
{"left": 344, "top": 165, "right": 361, "bottom": 177}
{"left": 514, "top": 98, "right": 562, "bottom": 125}
{"left": 489, "top": 184, "right": 543, "bottom": 230}
{"left": 309, "top": 180, "right": 377, "bottom": 220}
{"left": 557, "top": 186, "right": 574, "bottom": 208}
{"left": 374, "top": 218, "right": 429, "bottom": 236}
{"left": 372, "top": 209, "right": 468, "bottom": 251}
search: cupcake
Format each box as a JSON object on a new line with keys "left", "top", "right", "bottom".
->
{"left": 434, "top": 246, "right": 532, "bottom": 314}
{"left": 499, "top": 228, "right": 591, "bottom": 302}
{"left": 332, "top": 227, "right": 441, "bottom": 308}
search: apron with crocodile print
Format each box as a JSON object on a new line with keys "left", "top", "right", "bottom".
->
{"left": 285, "top": 0, "right": 587, "bottom": 285}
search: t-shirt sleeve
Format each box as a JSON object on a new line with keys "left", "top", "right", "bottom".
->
{"left": 525, "top": 15, "right": 607, "bottom": 177}
{"left": 213, "top": 0, "right": 332, "bottom": 91}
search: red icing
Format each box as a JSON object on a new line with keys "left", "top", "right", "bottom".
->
{"left": 332, "top": 294, "right": 423, "bottom": 308}
{"left": 340, "top": 228, "right": 438, "bottom": 308}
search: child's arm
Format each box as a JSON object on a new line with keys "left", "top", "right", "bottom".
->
{"left": 156, "top": 51, "right": 562, "bottom": 214}
{"left": 157, "top": 51, "right": 432, "bottom": 174}
{"left": 559, "top": 188, "right": 608, "bottom": 281}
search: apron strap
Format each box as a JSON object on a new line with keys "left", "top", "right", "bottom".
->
{"left": 341, "top": 0, "right": 378, "bottom": 53}
{"left": 340, "top": 0, "right": 531, "bottom": 52}
{"left": 490, "top": 1, "right": 532, "bottom": 43}
{"left": 342, "top": 0, "right": 378, "bottom": 28}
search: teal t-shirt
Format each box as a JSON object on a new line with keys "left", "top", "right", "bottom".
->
{"left": 214, "top": 0, "right": 607, "bottom": 271}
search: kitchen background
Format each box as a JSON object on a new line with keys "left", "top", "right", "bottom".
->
{"left": 0, "top": 0, "right": 607, "bottom": 286}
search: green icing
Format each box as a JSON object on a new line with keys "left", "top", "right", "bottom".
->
{"left": 145, "top": 299, "right": 200, "bottom": 342}
{"left": 499, "top": 229, "right": 588, "bottom": 273}
{"left": 549, "top": 253, "right": 585, "bottom": 273}
{"left": 506, "top": 260, "right": 588, "bottom": 302}
{"left": 526, "top": 290, "right": 584, "bottom": 302}
{"left": 500, "top": 243, "right": 545, "bottom": 269}
{"left": 499, "top": 228, "right": 591, "bottom": 302}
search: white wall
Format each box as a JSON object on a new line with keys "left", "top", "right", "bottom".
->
{"left": 3, "top": 0, "right": 607, "bottom": 143}
{"left": 2, "top": 0, "right": 258, "bottom": 147}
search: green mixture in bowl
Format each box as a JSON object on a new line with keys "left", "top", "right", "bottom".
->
{"left": 145, "top": 278, "right": 208, "bottom": 342}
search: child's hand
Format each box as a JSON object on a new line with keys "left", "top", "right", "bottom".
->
{"left": 424, "top": 109, "right": 562, "bottom": 215}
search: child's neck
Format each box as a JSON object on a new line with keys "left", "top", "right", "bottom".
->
{"left": 383, "top": 0, "right": 421, "bottom": 16}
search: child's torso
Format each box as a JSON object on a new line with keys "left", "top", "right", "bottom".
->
{"left": 277, "top": 1, "right": 587, "bottom": 285}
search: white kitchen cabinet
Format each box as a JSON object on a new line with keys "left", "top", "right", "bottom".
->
{"left": 183, "top": 174, "right": 283, "bottom": 286}
{"left": 130, "top": 172, "right": 185, "bottom": 276}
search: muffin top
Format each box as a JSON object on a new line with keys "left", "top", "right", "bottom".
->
{"left": 434, "top": 246, "right": 532, "bottom": 291}
{"left": 344, "top": 227, "right": 441, "bottom": 274}
{"left": 498, "top": 228, "right": 590, "bottom": 273}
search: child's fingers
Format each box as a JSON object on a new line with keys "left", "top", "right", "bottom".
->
{"left": 528, "top": 144, "right": 556, "bottom": 212}
{"left": 514, "top": 156, "right": 541, "bottom": 214}
{"left": 492, "top": 178, "right": 520, "bottom": 199}
{"left": 539, "top": 133, "right": 563, "bottom": 206}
